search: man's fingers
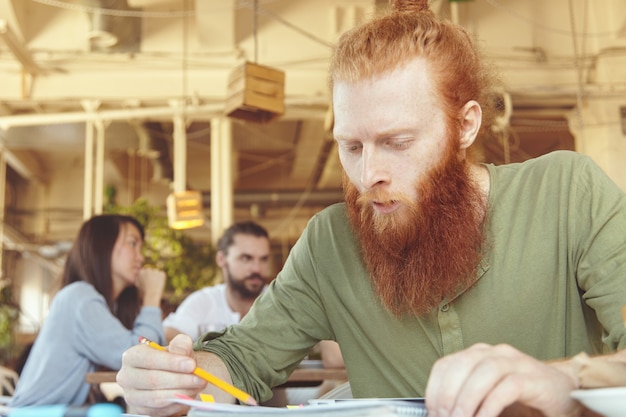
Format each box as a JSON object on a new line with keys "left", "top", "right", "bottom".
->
{"left": 426, "top": 343, "right": 493, "bottom": 414}
{"left": 123, "top": 344, "right": 195, "bottom": 372}
{"left": 118, "top": 367, "right": 205, "bottom": 390}
{"left": 168, "top": 334, "right": 195, "bottom": 357}
{"left": 426, "top": 343, "right": 581, "bottom": 417}
{"left": 449, "top": 348, "right": 526, "bottom": 414}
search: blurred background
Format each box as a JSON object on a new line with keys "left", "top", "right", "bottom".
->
{"left": 0, "top": 0, "right": 624, "bottom": 362}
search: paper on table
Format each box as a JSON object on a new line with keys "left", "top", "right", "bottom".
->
{"left": 173, "top": 397, "right": 427, "bottom": 417}
{"left": 309, "top": 398, "right": 424, "bottom": 406}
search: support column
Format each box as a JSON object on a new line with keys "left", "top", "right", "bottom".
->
{"left": 172, "top": 108, "right": 187, "bottom": 193}
{"left": 82, "top": 100, "right": 100, "bottom": 219}
{"left": 94, "top": 120, "right": 105, "bottom": 214}
{"left": 166, "top": 100, "right": 205, "bottom": 230}
{"left": 0, "top": 147, "right": 5, "bottom": 280}
{"left": 567, "top": 97, "right": 626, "bottom": 192}
{"left": 83, "top": 120, "right": 94, "bottom": 219}
{"left": 210, "top": 117, "right": 234, "bottom": 246}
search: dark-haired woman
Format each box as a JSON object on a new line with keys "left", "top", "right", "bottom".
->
{"left": 10, "top": 214, "right": 165, "bottom": 406}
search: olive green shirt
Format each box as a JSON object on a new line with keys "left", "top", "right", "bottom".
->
{"left": 198, "top": 151, "right": 626, "bottom": 402}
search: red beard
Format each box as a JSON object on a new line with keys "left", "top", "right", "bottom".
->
{"left": 344, "top": 140, "right": 487, "bottom": 317}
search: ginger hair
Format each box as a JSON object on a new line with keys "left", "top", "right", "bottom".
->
{"left": 329, "top": 0, "right": 498, "bottom": 143}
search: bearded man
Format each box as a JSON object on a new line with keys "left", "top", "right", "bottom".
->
{"left": 163, "top": 221, "right": 271, "bottom": 343}
{"left": 117, "top": 1, "right": 626, "bottom": 416}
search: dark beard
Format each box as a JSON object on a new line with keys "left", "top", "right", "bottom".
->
{"left": 225, "top": 269, "right": 266, "bottom": 300}
{"left": 344, "top": 139, "right": 487, "bottom": 317}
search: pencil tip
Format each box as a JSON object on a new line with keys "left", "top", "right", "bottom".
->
{"left": 246, "top": 397, "right": 258, "bottom": 406}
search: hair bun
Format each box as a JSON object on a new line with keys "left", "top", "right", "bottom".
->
{"left": 390, "top": 0, "right": 430, "bottom": 13}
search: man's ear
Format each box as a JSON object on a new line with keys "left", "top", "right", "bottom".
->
{"left": 459, "top": 100, "right": 482, "bottom": 150}
{"left": 216, "top": 251, "right": 226, "bottom": 268}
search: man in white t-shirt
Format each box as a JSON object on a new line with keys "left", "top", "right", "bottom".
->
{"left": 163, "top": 221, "right": 271, "bottom": 343}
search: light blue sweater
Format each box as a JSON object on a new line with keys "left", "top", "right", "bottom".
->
{"left": 10, "top": 281, "right": 164, "bottom": 406}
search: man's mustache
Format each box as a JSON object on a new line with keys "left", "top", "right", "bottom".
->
{"left": 356, "top": 189, "right": 413, "bottom": 207}
{"left": 245, "top": 273, "right": 265, "bottom": 281}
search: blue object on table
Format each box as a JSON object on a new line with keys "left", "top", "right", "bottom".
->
{"left": 8, "top": 403, "right": 122, "bottom": 417}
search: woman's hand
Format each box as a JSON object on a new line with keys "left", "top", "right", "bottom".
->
{"left": 137, "top": 267, "right": 166, "bottom": 307}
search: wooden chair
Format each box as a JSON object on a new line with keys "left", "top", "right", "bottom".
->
{"left": 317, "top": 381, "right": 352, "bottom": 399}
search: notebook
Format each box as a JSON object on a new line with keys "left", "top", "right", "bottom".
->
{"left": 175, "top": 397, "right": 427, "bottom": 417}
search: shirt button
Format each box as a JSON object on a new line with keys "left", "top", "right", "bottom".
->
{"left": 441, "top": 304, "right": 449, "bottom": 312}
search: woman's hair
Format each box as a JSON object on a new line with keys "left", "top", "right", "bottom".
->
{"left": 61, "top": 214, "right": 145, "bottom": 329}
{"left": 328, "top": 0, "right": 498, "bottom": 143}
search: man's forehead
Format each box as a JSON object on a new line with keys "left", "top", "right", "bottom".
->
{"left": 332, "top": 57, "right": 439, "bottom": 137}
{"left": 229, "top": 234, "right": 270, "bottom": 254}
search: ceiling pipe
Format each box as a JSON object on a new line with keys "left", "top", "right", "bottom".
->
{"left": 80, "top": 0, "right": 141, "bottom": 52}
{"left": 1, "top": 222, "right": 64, "bottom": 276}
{"left": 0, "top": 19, "right": 43, "bottom": 76}
{"left": 85, "top": 0, "right": 119, "bottom": 48}
{"left": 0, "top": 98, "right": 330, "bottom": 130}
{"left": 0, "top": 103, "right": 224, "bottom": 130}
{"left": 204, "top": 190, "right": 344, "bottom": 208}
{"left": 1, "top": 148, "right": 38, "bottom": 181}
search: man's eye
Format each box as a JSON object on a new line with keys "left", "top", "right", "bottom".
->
{"left": 388, "top": 139, "right": 411, "bottom": 150}
{"left": 343, "top": 143, "right": 362, "bottom": 152}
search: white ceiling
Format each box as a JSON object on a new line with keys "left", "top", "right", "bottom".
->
{"left": 0, "top": 0, "right": 625, "bottom": 245}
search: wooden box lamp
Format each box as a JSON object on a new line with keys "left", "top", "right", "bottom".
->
{"left": 167, "top": 190, "right": 204, "bottom": 230}
{"left": 224, "top": 61, "right": 285, "bottom": 123}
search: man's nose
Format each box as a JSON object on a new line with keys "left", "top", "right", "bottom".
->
{"left": 250, "top": 259, "right": 265, "bottom": 273}
{"left": 361, "top": 148, "right": 390, "bottom": 189}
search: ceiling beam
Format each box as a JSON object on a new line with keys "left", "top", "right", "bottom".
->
{"left": 2, "top": 149, "right": 45, "bottom": 182}
{"left": 196, "top": 0, "right": 237, "bottom": 52}
{"left": 0, "top": 19, "right": 43, "bottom": 76}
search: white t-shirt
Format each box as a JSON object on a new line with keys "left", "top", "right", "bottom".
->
{"left": 162, "top": 284, "right": 241, "bottom": 340}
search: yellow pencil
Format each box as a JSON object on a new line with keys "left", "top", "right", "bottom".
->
{"left": 138, "top": 336, "right": 258, "bottom": 406}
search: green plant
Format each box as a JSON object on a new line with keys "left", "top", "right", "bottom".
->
{"left": 0, "top": 285, "right": 19, "bottom": 365}
{"left": 106, "top": 195, "right": 219, "bottom": 303}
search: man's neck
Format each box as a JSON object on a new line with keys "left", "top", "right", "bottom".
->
{"left": 225, "top": 286, "right": 257, "bottom": 317}
{"left": 469, "top": 163, "right": 490, "bottom": 198}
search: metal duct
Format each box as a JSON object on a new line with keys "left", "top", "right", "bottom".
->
{"left": 203, "top": 190, "right": 344, "bottom": 209}
{"left": 79, "top": 0, "right": 141, "bottom": 52}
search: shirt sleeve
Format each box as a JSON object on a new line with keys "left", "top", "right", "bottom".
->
{"left": 73, "top": 292, "right": 164, "bottom": 370}
{"left": 570, "top": 154, "right": 626, "bottom": 350}
{"left": 196, "top": 215, "right": 335, "bottom": 402}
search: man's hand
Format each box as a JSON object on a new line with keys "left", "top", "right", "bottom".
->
{"left": 117, "top": 334, "right": 207, "bottom": 417}
{"left": 425, "top": 343, "right": 582, "bottom": 417}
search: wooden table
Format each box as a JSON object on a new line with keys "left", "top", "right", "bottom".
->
{"left": 86, "top": 367, "right": 347, "bottom": 387}
{"left": 278, "top": 367, "right": 348, "bottom": 388}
